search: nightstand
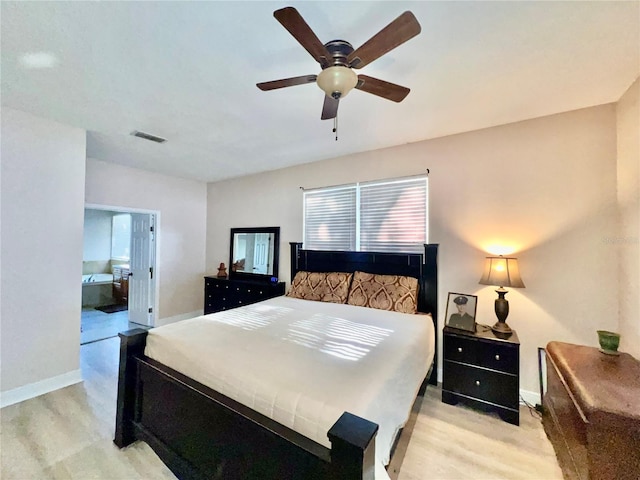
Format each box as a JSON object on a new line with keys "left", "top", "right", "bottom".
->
{"left": 442, "top": 326, "right": 520, "bottom": 425}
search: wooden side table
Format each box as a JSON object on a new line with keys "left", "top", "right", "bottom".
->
{"left": 442, "top": 326, "right": 520, "bottom": 425}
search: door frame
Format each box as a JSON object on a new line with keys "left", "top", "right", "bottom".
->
{"left": 85, "top": 203, "right": 160, "bottom": 326}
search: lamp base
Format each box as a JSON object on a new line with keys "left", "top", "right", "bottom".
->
{"left": 491, "top": 320, "right": 513, "bottom": 336}
{"left": 492, "top": 288, "right": 513, "bottom": 337}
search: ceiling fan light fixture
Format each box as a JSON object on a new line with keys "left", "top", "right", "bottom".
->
{"left": 316, "top": 66, "right": 358, "bottom": 99}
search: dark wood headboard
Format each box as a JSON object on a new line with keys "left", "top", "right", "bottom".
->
{"left": 289, "top": 242, "right": 439, "bottom": 385}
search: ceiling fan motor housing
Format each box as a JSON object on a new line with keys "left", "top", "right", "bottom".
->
{"left": 322, "top": 40, "right": 355, "bottom": 67}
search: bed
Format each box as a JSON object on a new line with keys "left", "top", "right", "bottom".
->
{"left": 114, "top": 243, "right": 439, "bottom": 480}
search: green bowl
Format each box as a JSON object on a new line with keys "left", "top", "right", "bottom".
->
{"left": 597, "top": 330, "right": 620, "bottom": 353}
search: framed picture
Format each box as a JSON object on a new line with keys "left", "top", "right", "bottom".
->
{"left": 445, "top": 292, "right": 478, "bottom": 333}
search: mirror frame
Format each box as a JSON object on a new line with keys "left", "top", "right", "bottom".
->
{"left": 229, "top": 226, "right": 280, "bottom": 282}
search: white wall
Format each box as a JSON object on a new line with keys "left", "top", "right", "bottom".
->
{"left": 83, "top": 209, "right": 113, "bottom": 260}
{"left": 1, "top": 107, "right": 86, "bottom": 396}
{"left": 616, "top": 77, "right": 640, "bottom": 358}
{"left": 207, "top": 104, "right": 618, "bottom": 395}
{"left": 85, "top": 158, "right": 207, "bottom": 321}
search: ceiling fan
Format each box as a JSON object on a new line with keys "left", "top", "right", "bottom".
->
{"left": 257, "top": 7, "right": 421, "bottom": 121}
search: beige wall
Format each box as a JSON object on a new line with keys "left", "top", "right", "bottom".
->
{"left": 1, "top": 108, "right": 86, "bottom": 395}
{"left": 85, "top": 158, "right": 207, "bottom": 321}
{"left": 207, "top": 104, "right": 618, "bottom": 395}
{"left": 616, "top": 77, "right": 640, "bottom": 358}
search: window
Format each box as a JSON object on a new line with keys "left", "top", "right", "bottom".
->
{"left": 111, "top": 214, "right": 131, "bottom": 260}
{"left": 303, "top": 175, "right": 428, "bottom": 253}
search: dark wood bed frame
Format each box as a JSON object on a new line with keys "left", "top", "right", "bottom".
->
{"left": 115, "top": 244, "right": 439, "bottom": 480}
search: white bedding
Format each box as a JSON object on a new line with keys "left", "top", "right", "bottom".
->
{"left": 144, "top": 296, "right": 435, "bottom": 479}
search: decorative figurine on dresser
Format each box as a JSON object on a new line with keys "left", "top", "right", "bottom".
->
{"left": 216, "top": 262, "right": 227, "bottom": 278}
{"left": 204, "top": 227, "right": 285, "bottom": 314}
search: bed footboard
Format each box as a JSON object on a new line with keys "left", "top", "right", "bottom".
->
{"left": 114, "top": 328, "right": 147, "bottom": 448}
{"left": 114, "top": 329, "right": 378, "bottom": 480}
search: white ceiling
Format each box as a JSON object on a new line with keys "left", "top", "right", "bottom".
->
{"left": 2, "top": 1, "right": 639, "bottom": 183}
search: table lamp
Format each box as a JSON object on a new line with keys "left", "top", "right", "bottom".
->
{"left": 479, "top": 256, "right": 525, "bottom": 335}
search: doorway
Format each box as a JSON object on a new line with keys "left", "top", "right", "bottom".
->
{"left": 81, "top": 205, "right": 158, "bottom": 344}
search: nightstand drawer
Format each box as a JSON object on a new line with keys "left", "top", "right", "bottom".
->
{"left": 444, "top": 361, "right": 519, "bottom": 408}
{"left": 444, "top": 335, "right": 478, "bottom": 364}
{"left": 477, "top": 341, "right": 518, "bottom": 374}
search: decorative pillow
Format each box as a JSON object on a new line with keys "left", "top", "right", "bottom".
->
{"left": 320, "top": 272, "right": 353, "bottom": 304}
{"left": 347, "top": 271, "right": 419, "bottom": 314}
{"left": 286, "top": 271, "right": 327, "bottom": 301}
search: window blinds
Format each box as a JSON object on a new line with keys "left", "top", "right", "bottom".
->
{"left": 303, "top": 175, "right": 428, "bottom": 253}
{"left": 303, "top": 185, "right": 356, "bottom": 251}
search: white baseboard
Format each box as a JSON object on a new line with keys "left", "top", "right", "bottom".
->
{"left": 1, "top": 369, "right": 83, "bottom": 408}
{"left": 155, "top": 310, "right": 202, "bottom": 327}
{"left": 519, "top": 388, "right": 541, "bottom": 406}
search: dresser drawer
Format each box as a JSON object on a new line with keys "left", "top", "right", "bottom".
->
{"left": 444, "top": 361, "right": 519, "bottom": 408}
{"left": 445, "top": 331, "right": 518, "bottom": 374}
{"left": 476, "top": 340, "right": 518, "bottom": 374}
{"left": 204, "top": 277, "right": 285, "bottom": 314}
{"left": 231, "top": 283, "right": 269, "bottom": 302}
{"left": 444, "top": 334, "right": 478, "bottom": 364}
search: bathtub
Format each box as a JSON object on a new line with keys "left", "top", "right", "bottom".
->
{"left": 82, "top": 273, "right": 114, "bottom": 285}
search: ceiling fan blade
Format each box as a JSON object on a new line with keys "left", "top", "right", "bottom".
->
{"left": 347, "top": 11, "right": 421, "bottom": 69}
{"left": 355, "top": 75, "right": 410, "bottom": 102}
{"left": 257, "top": 75, "right": 317, "bottom": 91}
{"left": 321, "top": 95, "right": 339, "bottom": 120}
{"left": 274, "top": 7, "right": 331, "bottom": 67}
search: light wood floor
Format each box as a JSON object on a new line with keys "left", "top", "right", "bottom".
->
{"left": 1, "top": 337, "right": 563, "bottom": 479}
{"left": 81, "top": 308, "right": 148, "bottom": 345}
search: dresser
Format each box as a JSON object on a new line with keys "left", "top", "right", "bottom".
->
{"left": 204, "top": 277, "right": 286, "bottom": 314}
{"left": 543, "top": 341, "right": 640, "bottom": 480}
{"left": 442, "top": 326, "right": 520, "bottom": 425}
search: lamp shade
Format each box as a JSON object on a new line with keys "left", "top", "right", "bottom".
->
{"left": 316, "top": 66, "right": 358, "bottom": 99}
{"left": 479, "top": 256, "right": 525, "bottom": 288}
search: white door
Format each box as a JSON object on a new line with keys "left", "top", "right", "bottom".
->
{"left": 253, "top": 233, "right": 270, "bottom": 274}
{"left": 129, "top": 213, "right": 156, "bottom": 326}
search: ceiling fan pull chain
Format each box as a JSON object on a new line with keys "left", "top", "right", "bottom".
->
{"left": 333, "top": 116, "right": 338, "bottom": 141}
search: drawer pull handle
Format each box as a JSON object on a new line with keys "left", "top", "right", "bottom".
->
{"left": 495, "top": 354, "right": 500, "bottom": 361}
{"left": 475, "top": 380, "right": 480, "bottom": 386}
{"left": 457, "top": 347, "right": 463, "bottom": 353}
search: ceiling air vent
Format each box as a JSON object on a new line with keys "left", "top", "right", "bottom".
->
{"left": 131, "top": 130, "right": 166, "bottom": 143}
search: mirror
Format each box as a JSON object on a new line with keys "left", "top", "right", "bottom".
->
{"left": 229, "top": 227, "right": 280, "bottom": 282}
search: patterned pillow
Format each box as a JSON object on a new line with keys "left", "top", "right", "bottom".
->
{"left": 320, "top": 272, "right": 353, "bottom": 304}
{"left": 287, "top": 271, "right": 327, "bottom": 301}
{"left": 347, "top": 271, "right": 419, "bottom": 314}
